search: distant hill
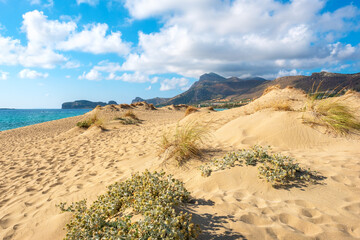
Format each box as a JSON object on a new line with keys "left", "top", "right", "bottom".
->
{"left": 231, "top": 72, "right": 360, "bottom": 101}
{"left": 133, "top": 71, "right": 360, "bottom": 106}
{"left": 131, "top": 97, "right": 170, "bottom": 105}
{"left": 62, "top": 100, "right": 117, "bottom": 109}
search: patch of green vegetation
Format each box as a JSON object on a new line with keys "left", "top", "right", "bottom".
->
{"left": 58, "top": 170, "right": 200, "bottom": 239}
{"left": 199, "top": 145, "right": 317, "bottom": 187}
{"left": 76, "top": 115, "right": 103, "bottom": 129}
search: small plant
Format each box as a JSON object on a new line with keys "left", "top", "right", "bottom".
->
{"left": 185, "top": 106, "right": 198, "bottom": 116}
{"left": 160, "top": 122, "right": 209, "bottom": 165}
{"left": 76, "top": 114, "right": 103, "bottom": 129}
{"left": 58, "top": 170, "right": 200, "bottom": 239}
{"left": 199, "top": 145, "right": 316, "bottom": 187}
{"left": 124, "top": 110, "right": 138, "bottom": 119}
{"left": 303, "top": 83, "right": 360, "bottom": 134}
{"left": 306, "top": 99, "right": 360, "bottom": 134}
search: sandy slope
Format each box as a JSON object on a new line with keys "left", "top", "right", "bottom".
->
{"left": 1, "top": 91, "right": 360, "bottom": 240}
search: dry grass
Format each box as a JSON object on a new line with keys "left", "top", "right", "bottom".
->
{"left": 262, "top": 84, "right": 281, "bottom": 96}
{"left": 304, "top": 99, "right": 360, "bottom": 134}
{"left": 76, "top": 114, "right": 104, "bottom": 129}
{"left": 185, "top": 106, "right": 198, "bottom": 116}
{"left": 302, "top": 83, "right": 360, "bottom": 134}
{"left": 253, "top": 99, "right": 293, "bottom": 112}
{"left": 123, "top": 110, "right": 138, "bottom": 119}
{"left": 159, "top": 122, "right": 209, "bottom": 165}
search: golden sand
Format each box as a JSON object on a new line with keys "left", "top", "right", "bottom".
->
{"left": 1, "top": 90, "right": 360, "bottom": 239}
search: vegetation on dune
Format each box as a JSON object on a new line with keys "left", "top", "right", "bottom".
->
{"left": 115, "top": 110, "right": 142, "bottom": 125}
{"left": 199, "top": 145, "right": 317, "bottom": 187}
{"left": 303, "top": 83, "right": 360, "bottom": 134}
{"left": 184, "top": 106, "right": 198, "bottom": 116}
{"left": 76, "top": 114, "right": 103, "bottom": 129}
{"left": 58, "top": 170, "right": 200, "bottom": 240}
{"left": 123, "top": 110, "right": 138, "bottom": 119}
{"left": 160, "top": 122, "right": 209, "bottom": 165}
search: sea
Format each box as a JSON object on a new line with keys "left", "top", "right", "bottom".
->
{"left": 0, "top": 109, "right": 91, "bottom": 131}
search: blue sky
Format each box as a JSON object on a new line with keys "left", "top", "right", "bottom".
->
{"left": 0, "top": 0, "right": 359, "bottom": 108}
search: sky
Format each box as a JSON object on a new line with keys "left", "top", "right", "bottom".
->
{"left": 0, "top": 0, "right": 359, "bottom": 108}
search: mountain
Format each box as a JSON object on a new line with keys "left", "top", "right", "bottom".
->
{"left": 62, "top": 100, "right": 117, "bottom": 109}
{"left": 132, "top": 97, "right": 170, "bottom": 105}
{"left": 231, "top": 71, "right": 360, "bottom": 101}
{"left": 132, "top": 71, "right": 360, "bottom": 106}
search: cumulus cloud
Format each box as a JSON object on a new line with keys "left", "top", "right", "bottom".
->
{"left": 79, "top": 69, "right": 103, "bottom": 81}
{"left": 19, "top": 69, "right": 49, "bottom": 79}
{"left": 160, "top": 77, "right": 189, "bottom": 91}
{"left": 0, "top": 70, "right": 9, "bottom": 80}
{"left": 122, "top": 0, "right": 360, "bottom": 77}
{"left": 57, "top": 23, "right": 130, "bottom": 55}
{"left": 0, "top": 10, "right": 129, "bottom": 69}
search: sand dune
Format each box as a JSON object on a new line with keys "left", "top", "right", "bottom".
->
{"left": 1, "top": 91, "right": 360, "bottom": 240}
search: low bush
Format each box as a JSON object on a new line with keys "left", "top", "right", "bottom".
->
{"left": 199, "top": 145, "right": 316, "bottom": 187}
{"left": 160, "top": 123, "right": 208, "bottom": 165}
{"left": 58, "top": 170, "right": 200, "bottom": 239}
{"left": 76, "top": 115, "right": 103, "bottom": 129}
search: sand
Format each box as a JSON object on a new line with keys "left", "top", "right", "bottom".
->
{"left": 1, "top": 90, "right": 360, "bottom": 240}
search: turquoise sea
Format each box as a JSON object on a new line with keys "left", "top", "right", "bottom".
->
{"left": 0, "top": 109, "right": 91, "bottom": 131}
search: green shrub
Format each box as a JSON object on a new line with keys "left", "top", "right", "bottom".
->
{"left": 160, "top": 122, "right": 209, "bottom": 165}
{"left": 76, "top": 114, "right": 103, "bottom": 129}
{"left": 58, "top": 170, "right": 200, "bottom": 239}
{"left": 199, "top": 145, "right": 316, "bottom": 187}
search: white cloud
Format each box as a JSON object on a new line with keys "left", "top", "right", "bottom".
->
{"left": 63, "top": 60, "right": 81, "bottom": 69}
{"left": 76, "top": 0, "right": 99, "bottom": 6}
{"left": 107, "top": 71, "right": 158, "bottom": 83}
{"left": 0, "top": 10, "right": 130, "bottom": 69}
{"left": 19, "top": 69, "right": 49, "bottom": 79}
{"left": 57, "top": 23, "right": 130, "bottom": 55}
{"left": 146, "top": 85, "right": 151, "bottom": 90}
{"left": 65, "top": 75, "right": 71, "bottom": 78}
{"left": 160, "top": 77, "right": 189, "bottom": 91}
{"left": 122, "top": 0, "right": 360, "bottom": 77}
{"left": 0, "top": 71, "right": 9, "bottom": 80}
{"left": 79, "top": 69, "right": 103, "bottom": 81}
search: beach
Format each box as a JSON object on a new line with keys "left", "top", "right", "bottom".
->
{"left": 1, "top": 89, "right": 360, "bottom": 240}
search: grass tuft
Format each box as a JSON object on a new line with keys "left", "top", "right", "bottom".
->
{"left": 160, "top": 122, "right": 209, "bottom": 165}
{"left": 303, "top": 83, "right": 360, "bottom": 134}
{"left": 76, "top": 114, "right": 103, "bottom": 129}
{"left": 123, "top": 110, "right": 138, "bottom": 119}
{"left": 185, "top": 106, "right": 198, "bottom": 116}
{"left": 306, "top": 100, "right": 360, "bottom": 134}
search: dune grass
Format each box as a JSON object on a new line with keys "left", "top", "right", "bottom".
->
{"left": 123, "top": 110, "right": 138, "bottom": 119}
{"left": 114, "top": 110, "right": 142, "bottom": 125}
{"left": 160, "top": 122, "right": 209, "bottom": 165}
{"left": 305, "top": 99, "right": 360, "bottom": 134}
{"left": 76, "top": 114, "right": 103, "bottom": 129}
{"left": 303, "top": 82, "right": 360, "bottom": 134}
{"left": 184, "top": 106, "right": 198, "bottom": 116}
